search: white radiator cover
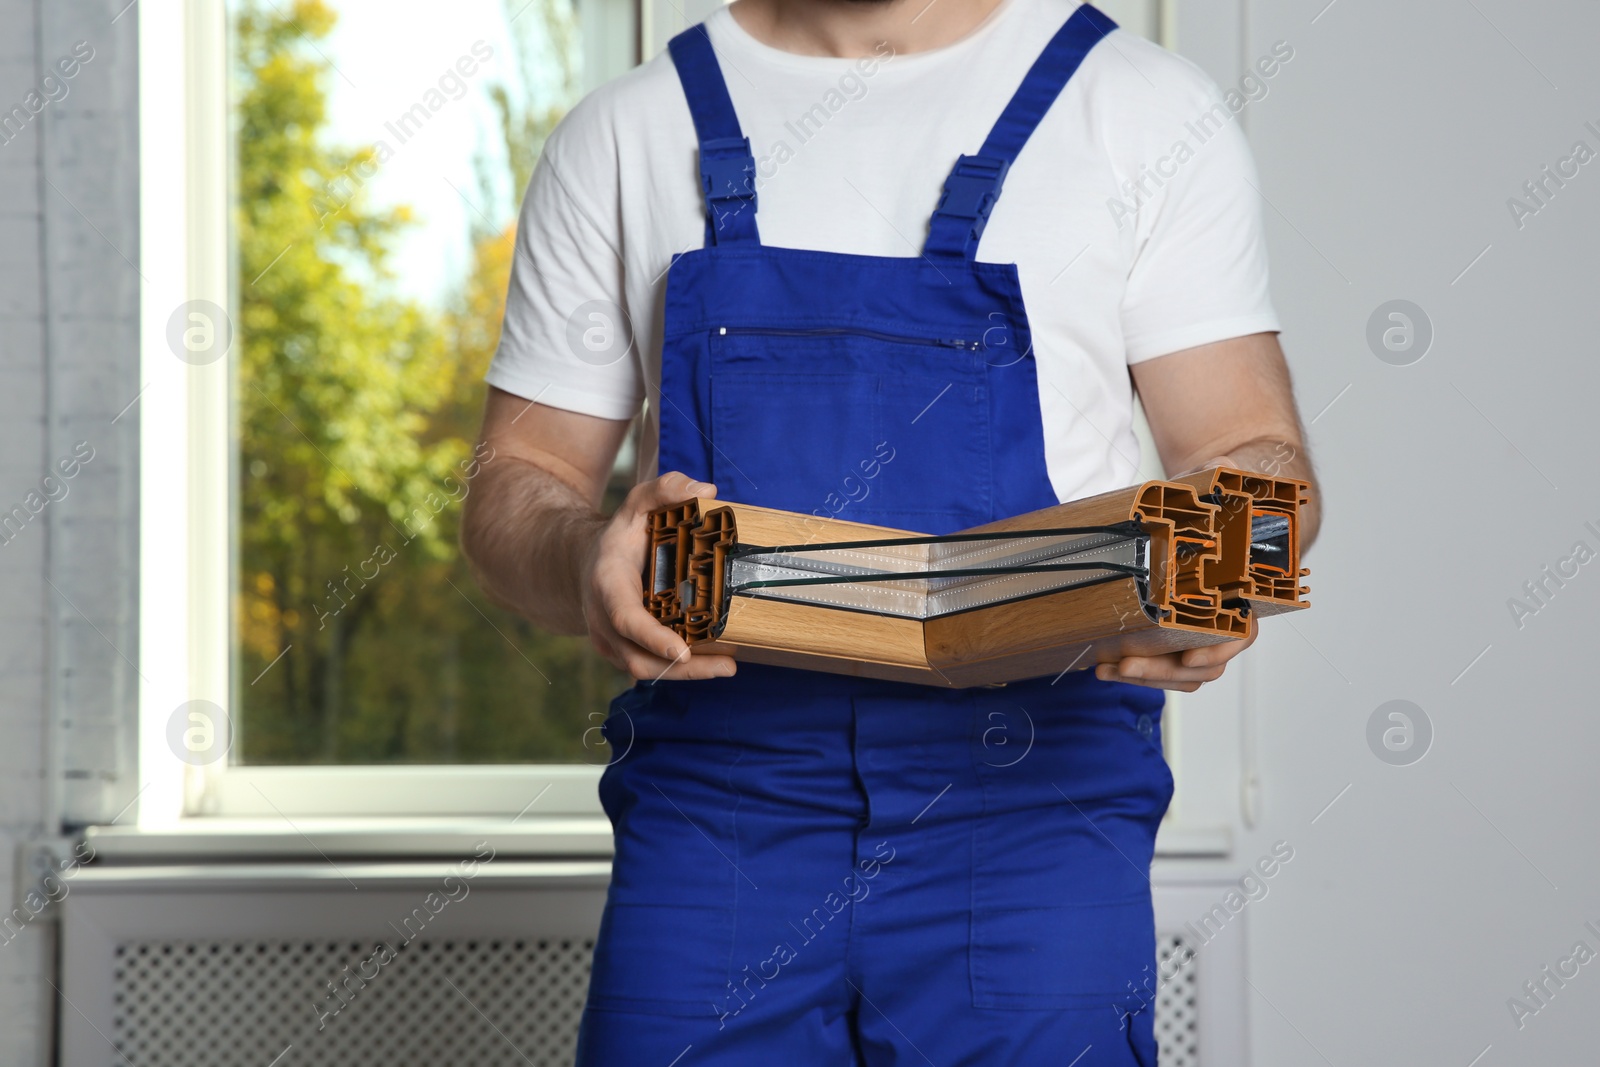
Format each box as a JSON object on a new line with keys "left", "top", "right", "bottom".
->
{"left": 112, "top": 937, "right": 594, "bottom": 1067}
{"left": 62, "top": 865, "right": 1244, "bottom": 1065}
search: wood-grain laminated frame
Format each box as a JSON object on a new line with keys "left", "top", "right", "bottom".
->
{"left": 644, "top": 467, "right": 1310, "bottom": 687}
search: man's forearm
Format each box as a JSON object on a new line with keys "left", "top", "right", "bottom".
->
{"left": 460, "top": 456, "right": 605, "bottom": 635}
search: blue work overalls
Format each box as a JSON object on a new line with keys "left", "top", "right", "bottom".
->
{"left": 577, "top": 6, "right": 1173, "bottom": 1065}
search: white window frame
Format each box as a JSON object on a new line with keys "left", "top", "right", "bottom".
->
{"left": 139, "top": 0, "right": 230, "bottom": 828}
{"left": 135, "top": 0, "right": 1235, "bottom": 860}
{"left": 137, "top": 0, "right": 634, "bottom": 827}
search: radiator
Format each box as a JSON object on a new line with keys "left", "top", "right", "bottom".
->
{"left": 112, "top": 936, "right": 595, "bottom": 1067}
{"left": 60, "top": 865, "right": 1242, "bottom": 1065}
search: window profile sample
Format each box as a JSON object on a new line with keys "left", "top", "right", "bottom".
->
{"left": 644, "top": 467, "right": 1310, "bottom": 687}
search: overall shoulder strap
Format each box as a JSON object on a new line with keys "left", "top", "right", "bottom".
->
{"left": 923, "top": 3, "right": 1117, "bottom": 261}
{"left": 668, "top": 26, "right": 761, "bottom": 247}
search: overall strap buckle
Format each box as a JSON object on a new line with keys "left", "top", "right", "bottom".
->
{"left": 920, "top": 5, "right": 1117, "bottom": 261}
{"left": 669, "top": 26, "right": 762, "bottom": 247}
{"left": 697, "top": 135, "right": 758, "bottom": 220}
{"left": 926, "top": 154, "right": 1011, "bottom": 260}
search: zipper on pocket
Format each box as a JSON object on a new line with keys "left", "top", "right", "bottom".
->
{"left": 716, "top": 325, "right": 987, "bottom": 351}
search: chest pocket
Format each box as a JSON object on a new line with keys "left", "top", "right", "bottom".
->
{"left": 708, "top": 328, "right": 994, "bottom": 533}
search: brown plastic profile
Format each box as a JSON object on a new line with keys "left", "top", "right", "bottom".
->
{"left": 1169, "top": 467, "right": 1311, "bottom": 617}
{"left": 643, "top": 467, "right": 1310, "bottom": 687}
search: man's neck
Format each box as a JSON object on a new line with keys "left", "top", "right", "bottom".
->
{"left": 728, "top": 0, "right": 1008, "bottom": 58}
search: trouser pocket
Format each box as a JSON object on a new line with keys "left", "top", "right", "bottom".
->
{"left": 1126, "top": 1005, "right": 1160, "bottom": 1067}
{"left": 586, "top": 902, "right": 735, "bottom": 1019}
{"left": 967, "top": 685, "right": 1167, "bottom": 1013}
{"left": 969, "top": 897, "right": 1158, "bottom": 1011}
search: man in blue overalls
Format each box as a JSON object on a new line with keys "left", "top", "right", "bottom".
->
{"left": 463, "top": 0, "right": 1321, "bottom": 1062}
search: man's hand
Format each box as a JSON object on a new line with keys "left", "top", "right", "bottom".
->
{"left": 581, "top": 472, "right": 738, "bottom": 682}
{"left": 1096, "top": 620, "right": 1256, "bottom": 692}
{"left": 460, "top": 391, "right": 736, "bottom": 682}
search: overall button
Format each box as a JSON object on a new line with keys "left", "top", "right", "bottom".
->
{"left": 1136, "top": 714, "right": 1154, "bottom": 740}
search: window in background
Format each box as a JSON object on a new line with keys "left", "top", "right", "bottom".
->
{"left": 230, "top": 0, "right": 634, "bottom": 765}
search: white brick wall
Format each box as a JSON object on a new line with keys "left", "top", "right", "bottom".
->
{"left": 0, "top": 0, "right": 140, "bottom": 1061}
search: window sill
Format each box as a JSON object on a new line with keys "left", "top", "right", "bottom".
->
{"left": 86, "top": 815, "right": 615, "bottom": 863}
{"left": 1155, "top": 822, "right": 1233, "bottom": 858}
{"left": 84, "top": 815, "right": 1231, "bottom": 863}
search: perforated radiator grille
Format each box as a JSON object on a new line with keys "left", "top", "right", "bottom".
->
{"left": 109, "top": 933, "right": 1202, "bottom": 1066}
{"left": 1157, "top": 931, "right": 1201, "bottom": 1067}
{"left": 111, "top": 938, "right": 594, "bottom": 1067}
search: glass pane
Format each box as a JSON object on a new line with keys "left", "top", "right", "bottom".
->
{"left": 229, "top": 0, "right": 634, "bottom": 764}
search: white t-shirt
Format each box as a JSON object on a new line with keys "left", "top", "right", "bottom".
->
{"left": 487, "top": 0, "right": 1280, "bottom": 503}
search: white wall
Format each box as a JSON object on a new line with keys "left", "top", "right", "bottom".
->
{"left": 643, "top": 0, "right": 728, "bottom": 58}
{"left": 0, "top": 0, "right": 141, "bottom": 1062}
{"left": 1177, "top": 0, "right": 1600, "bottom": 1062}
